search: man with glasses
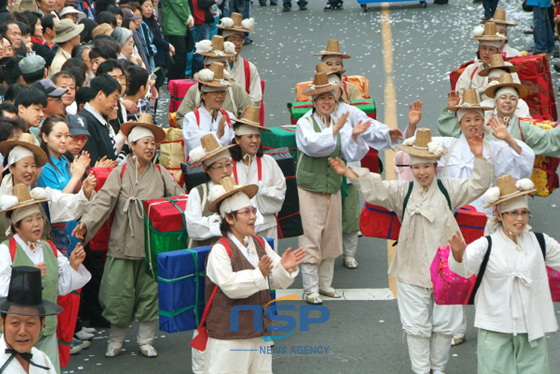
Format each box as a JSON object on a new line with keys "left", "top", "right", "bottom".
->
{"left": 32, "top": 78, "right": 68, "bottom": 117}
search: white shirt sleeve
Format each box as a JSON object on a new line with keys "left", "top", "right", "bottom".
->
{"left": 185, "top": 186, "right": 222, "bottom": 241}
{"left": 46, "top": 187, "right": 90, "bottom": 223}
{"left": 255, "top": 156, "right": 286, "bottom": 215}
{"left": 296, "top": 115, "right": 337, "bottom": 158}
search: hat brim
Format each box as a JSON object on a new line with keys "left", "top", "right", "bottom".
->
{"left": 233, "top": 119, "right": 271, "bottom": 131}
{"left": 484, "top": 82, "right": 529, "bottom": 99}
{"left": 302, "top": 83, "right": 341, "bottom": 97}
{"left": 447, "top": 105, "right": 493, "bottom": 111}
{"left": 199, "top": 144, "right": 236, "bottom": 163}
{"left": 478, "top": 64, "right": 518, "bottom": 77}
{"left": 482, "top": 19, "right": 517, "bottom": 27}
{"left": 197, "top": 51, "right": 236, "bottom": 57}
{"left": 313, "top": 52, "right": 351, "bottom": 59}
{"left": 69, "top": 128, "right": 91, "bottom": 137}
{"left": 208, "top": 184, "right": 259, "bottom": 212}
{"left": 219, "top": 26, "right": 253, "bottom": 33}
{"left": 397, "top": 144, "right": 448, "bottom": 159}
{"left": 0, "top": 140, "right": 48, "bottom": 168}
{"left": 120, "top": 122, "right": 166, "bottom": 143}
{"left": 484, "top": 189, "right": 536, "bottom": 208}
{"left": 473, "top": 35, "right": 506, "bottom": 41}
{"left": 0, "top": 197, "right": 50, "bottom": 213}
{"left": 0, "top": 298, "right": 63, "bottom": 316}
{"left": 51, "top": 23, "right": 85, "bottom": 43}
{"left": 194, "top": 74, "right": 234, "bottom": 88}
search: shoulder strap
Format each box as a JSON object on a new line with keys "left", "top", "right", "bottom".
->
{"left": 243, "top": 59, "right": 250, "bottom": 94}
{"left": 8, "top": 238, "right": 16, "bottom": 261}
{"left": 256, "top": 156, "right": 262, "bottom": 181}
{"left": 219, "top": 109, "right": 231, "bottom": 126}
{"left": 436, "top": 179, "right": 452, "bottom": 211}
{"left": 231, "top": 161, "right": 239, "bottom": 183}
{"left": 534, "top": 232, "right": 546, "bottom": 259}
{"left": 470, "top": 65, "right": 479, "bottom": 80}
{"left": 194, "top": 109, "right": 200, "bottom": 126}
{"left": 401, "top": 181, "right": 414, "bottom": 221}
{"left": 120, "top": 163, "right": 127, "bottom": 179}
{"left": 45, "top": 240, "right": 58, "bottom": 258}
{"left": 252, "top": 235, "right": 265, "bottom": 248}
{"left": 468, "top": 235, "right": 492, "bottom": 304}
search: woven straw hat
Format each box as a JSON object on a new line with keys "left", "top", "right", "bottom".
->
{"left": 234, "top": 106, "right": 270, "bottom": 131}
{"left": 448, "top": 89, "right": 492, "bottom": 111}
{"left": 197, "top": 134, "right": 235, "bottom": 164}
{"left": 398, "top": 128, "right": 448, "bottom": 159}
{"left": 302, "top": 72, "right": 341, "bottom": 97}
{"left": 196, "top": 35, "right": 236, "bottom": 57}
{"left": 208, "top": 176, "right": 258, "bottom": 212}
{"left": 0, "top": 184, "right": 48, "bottom": 212}
{"left": 313, "top": 39, "right": 351, "bottom": 59}
{"left": 482, "top": 9, "right": 517, "bottom": 27}
{"left": 472, "top": 22, "right": 507, "bottom": 41}
{"left": 0, "top": 133, "right": 48, "bottom": 167}
{"left": 120, "top": 113, "right": 166, "bottom": 143}
{"left": 484, "top": 175, "right": 535, "bottom": 208}
{"left": 194, "top": 62, "right": 234, "bottom": 88}
{"left": 478, "top": 54, "right": 518, "bottom": 76}
{"left": 484, "top": 72, "right": 529, "bottom": 99}
{"left": 218, "top": 13, "right": 253, "bottom": 34}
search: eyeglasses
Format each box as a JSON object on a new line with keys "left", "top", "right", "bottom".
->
{"left": 502, "top": 210, "right": 531, "bottom": 218}
{"left": 237, "top": 207, "right": 257, "bottom": 216}
{"left": 210, "top": 162, "right": 233, "bottom": 170}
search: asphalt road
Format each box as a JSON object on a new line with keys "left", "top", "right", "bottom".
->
{"left": 64, "top": 1, "right": 560, "bottom": 373}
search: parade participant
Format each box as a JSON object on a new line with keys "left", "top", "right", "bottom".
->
{"left": 330, "top": 128, "right": 493, "bottom": 374}
{"left": 0, "top": 134, "right": 95, "bottom": 243}
{"left": 456, "top": 22, "right": 519, "bottom": 101}
{"left": 176, "top": 36, "right": 253, "bottom": 123}
{"left": 0, "top": 184, "right": 91, "bottom": 374}
{"left": 0, "top": 266, "right": 63, "bottom": 374}
{"left": 439, "top": 76, "right": 560, "bottom": 159}
{"left": 186, "top": 134, "right": 235, "bottom": 248}
{"left": 296, "top": 72, "right": 370, "bottom": 305}
{"left": 182, "top": 62, "right": 236, "bottom": 155}
{"left": 201, "top": 176, "right": 305, "bottom": 373}
{"left": 314, "top": 40, "right": 363, "bottom": 101}
{"left": 218, "top": 13, "right": 262, "bottom": 106}
{"left": 484, "top": 9, "right": 521, "bottom": 57}
{"left": 73, "top": 114, "right": 185, "bottom": 358}
{"left": 314, "top": 62, "right": 362, "bottom": 103}
{"left": 449, "top": 174, "right": 560, "bottom": 374}
{"left": 229, "top": 106, "right": 285, "bottom": 249}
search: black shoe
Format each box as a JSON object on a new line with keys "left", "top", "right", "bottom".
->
{"left": 299, "top": 5, "right": 307, "bottom": 9}
{"left": 243, "top": 37, "right": 253, "bottom": 45}
{"left": 324, "top": 2, "right": 342, "bottom": 10}
{"left": 259, "top": 1, "right": 266, "bottom": 5}
{"left": 524, "top": 29, "right": 534, "bottom": 35}
{"left": 283, "top": 6, "right": 290, "bottom": 11}
{"left": 270, "top": 2, "right": 278, "bottom": 4}
{"left": 554, "top": 63, "right": 560, "bottom": 73}
{"left": 472, "top": 0, "right": 481, "bottom": 3}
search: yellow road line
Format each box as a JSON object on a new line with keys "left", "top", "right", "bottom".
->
{"left": 380, "top": 3, "right": 398, "bottom": 297}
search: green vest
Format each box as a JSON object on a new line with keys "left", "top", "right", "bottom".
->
{"left": 296, "top": 116, "right": 342, "bottom": 193}
{"left": 8, "top": 239, "right": 58, "bottom": 336}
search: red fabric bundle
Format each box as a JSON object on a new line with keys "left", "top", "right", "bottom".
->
{"left": 143, "top": 196, "right": 188, "bottom": 232}
{"left": 454, "top": 205, "right": 487, "bottom": 245}
{"left": 359, "top": 203, "right": 401, "bottom": 240}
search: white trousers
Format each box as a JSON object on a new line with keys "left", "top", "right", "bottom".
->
{"left": 301, "top": 258, "right": 336, "bottom": 295}
{"left": 109, "top": 320, "right": 157, "bottom": 345}
{"left": 343, "top": 232, "right": 358, "bottom": 257}
{"left": 397, "top": 281, "right": 462, "bottom": 374}
{"left": 204, "top": 337, "right": 273, "bottom": 374}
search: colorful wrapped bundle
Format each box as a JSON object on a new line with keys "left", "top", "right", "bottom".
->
{"left": 158, "top": 238, "right": 274, "bottom": 333}
{"left": 143, "top": 196, "right": 189, "bottom": 279}
{"left": 359, "top": 203, "right": 401, "bottom": 240}
{"left": 430, "top": 245, "right": 477, "bottom": 305}
{"left": 88, "top": 167, "right": 115, "bottom": 252}
{"left": 546, "top": 265, "right": 560, "bottom": 302}
{"left": 287, "top": 99, "right": 377, "bottom": 124}
{"left": 260, "top": 126, "right": 298, "bottom": 161}
{"left": 158, "top": 246, "right": 211, "bottom": 333}
{"left": 454, "top": 205, "right": 487, "bottom": 245}
{"left": 168, "top": 78, "right": 196, "bottom": 113}
{"left": 160, "top": 128, "right": 185, "bottom": 186}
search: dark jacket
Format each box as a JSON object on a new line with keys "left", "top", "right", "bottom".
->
{"left": 78, "top": 108, "right": 117, "bottom": 162}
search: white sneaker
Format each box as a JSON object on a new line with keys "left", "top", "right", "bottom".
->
{"left": 319, "top": 288, "right": 342, "bottom": 298}
{"left": 451, "top": 334, "right": 466, "bottom": 346}
{"left": 304, "top": 292, "right": 323, "bottom": 305}
{"left": 139, "top": 344, "right": 158, "bottom": 358}
{"left": 343, "top": 256, "right": 359, "bottom": 269}
{"left": 75, "top": 329, "right": 94, "bottom": 341}
{"left": 105, "top": 342, "right": 123, "bottom": 358}
{"left": 81, "top": 327, "right": 96, "bottom": 334}
{"left": 70, "top": 338, "right": 90, "bottom": 355}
